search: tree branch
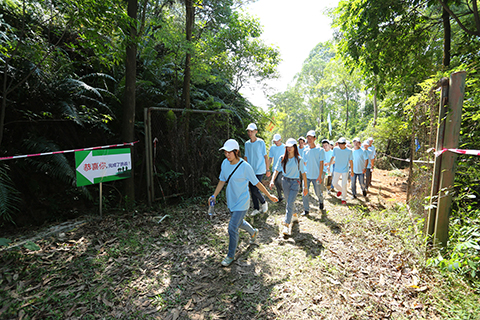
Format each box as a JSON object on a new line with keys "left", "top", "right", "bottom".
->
{"left": 437, "top": 0, "right": 480, "bottom": 36}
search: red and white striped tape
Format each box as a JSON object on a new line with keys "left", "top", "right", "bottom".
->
{"left": 435, "top": 148, "right": 480, "bottom": 157}
{"left": 0, "top": 141, "right": 139, "bottom": 161}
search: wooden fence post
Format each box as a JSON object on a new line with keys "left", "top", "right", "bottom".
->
{"left": 433, "top": 71, "right": 466, "bottom": 247}
{"left": 426, "top": 78, "right": 449, "bottom": 240}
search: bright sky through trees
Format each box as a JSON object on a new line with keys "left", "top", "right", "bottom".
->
{"left": 242, "top": 0, "right": 340, "bottom": 109}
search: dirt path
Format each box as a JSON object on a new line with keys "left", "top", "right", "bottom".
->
{"left": 1, "top": 166, "right": 438, "bottom": 319}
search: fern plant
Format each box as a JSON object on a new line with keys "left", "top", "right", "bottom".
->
{"left": 0, "top": 164, "right": 21, "bottom": 223}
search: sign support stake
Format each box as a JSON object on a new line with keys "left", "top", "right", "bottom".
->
{"left": 99, "top": 182, "right": 103, "bottom": 218}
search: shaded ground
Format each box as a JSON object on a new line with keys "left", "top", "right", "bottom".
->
{"left": 1, "top": 168, "right": 478, "bottom": 319}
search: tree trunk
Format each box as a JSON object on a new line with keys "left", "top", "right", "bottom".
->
{"left": 373, "top": 85, "right": 378, "bottom": 127}
{"left": 442, "top": 6, "right": 451, "bottom": 67}
{"left": 122, "top": 0, "right": 137, "bottom": 208}
{"left": 343, "top": 80, "right": 349, "bottom": 130}
{"left": 182, "top": 0, "right": 194, "bottom": 146}
{"left": 183, "top": 0, "right": 193, "bottom": 110}
{"left": 0, "top": 63, "right": 7, "bottom": 147}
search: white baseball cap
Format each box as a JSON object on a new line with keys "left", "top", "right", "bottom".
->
{"left": 273, "top": 133, "right": 281, "bottom": 141}
{"left": 246, "top": 123, "right": 257, "bottom": 131}
{"left": 352, "top": 137, "right": 361, "bottom": 143}
{"left": 337, "top": 137, "right": 347, "bottom": 144}
{"left": 368, "top": 137, "right": 374, "bottom": 142}
{"left": 306, "top": 130, "right": 316, "bottom": 137}
{"left": 298, "top": 136, "right": 306, "bottom": 142}
{"left": 219, "top": 139, "right": 240, "bottom": 152}
{"left": 285, "top": 138, "right": 297, "bottom": 147}
{"left": 362, "top": 140, "right": 369, "bottom": 146}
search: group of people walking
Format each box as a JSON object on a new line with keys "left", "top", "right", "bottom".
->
{"left": 208, "top": 123, "right": 376, "bottom": 267}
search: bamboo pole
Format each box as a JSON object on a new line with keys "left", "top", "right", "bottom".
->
{"left": 426, "top": 78, "right": 449, "bottom": 239}
{"left": 433, "top": 71, "right": 466, "bottom": 247}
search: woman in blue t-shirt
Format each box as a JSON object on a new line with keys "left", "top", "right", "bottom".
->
{"left": 209, "top": 139, "right": 278, "bottom": 267}
{"left": 269, "top": 138, "right": 308, "bottom": 236}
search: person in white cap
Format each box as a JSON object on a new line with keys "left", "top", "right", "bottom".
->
{"left": 362, "top": 140, "right": 373, "bottom": 194}
{"left": 298, "top": 136, "right": 307, "bottom": 159}
{"left": 328, "top": 137, "right": 353, "bottom": 205}
{"left": 244, "top": 123, "right": 269, "bottom": 216}
{"left": 322, "top": 139, "right": 334, "bottom": 191}
{"left": 267, "top": 133, "right": 285, "bottom": 201}
{"left": 351, "top": 138, "right": 368, "bottom": 198}
{"left": 269, "top": 138, "right": 308, "bottom": 236}
{"left": 366, "top": 137, "right": 376, "bottom": 190}
{"left": 210, "top": 139, "right": 278, "bottom": 267}
{"left": 302, "top": 130, "right": 325, "bottom": 214}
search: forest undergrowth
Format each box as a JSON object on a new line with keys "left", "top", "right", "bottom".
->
{"left": 0, "top": 171, "right": 479, "bottom": 320}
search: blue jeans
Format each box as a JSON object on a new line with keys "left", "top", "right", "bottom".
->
{"left": 302, "top": 178, "right": 324, "bottom": 212}
{"left": 352, "top": 173, "right": 366, "bottom": 196}
{"left": 365, "top": 168, "right": 372, "bottom": 189}
{"left": 227, "top": 210, "right": 255, "bottom": 258}
{"left": 282, "top": 177, "right": 300, "bottom": 224}
{"left": 249, "top": 174, "right": 265, "bottom": 210}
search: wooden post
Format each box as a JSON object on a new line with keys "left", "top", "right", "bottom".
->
{"left": 406, "top": 111, "right": 416, "bottom": 203}
{"left": 426, "top": 78, "right": 449, "bottom": 239}
{"left": 433, "top": 71, "right": 466, "bottom": 247}
{"left": 144, "top": 108, "right": 153, "bottom": 206}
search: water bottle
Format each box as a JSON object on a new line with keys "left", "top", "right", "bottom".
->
{"left": 208, "top": 196, "right": 215, "bottom": 218}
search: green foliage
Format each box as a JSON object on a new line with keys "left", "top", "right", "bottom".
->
{"left": 23, "top": 241, "right": 41, "bottom": 251}
{"left": 0, "top": 237, "right": 12, "bottom": 246}
{"left": 427, "top": 218, "right": 480, "bottom": 279}
{"left": 0, "top": 165, "right": 21, "bottom": 223}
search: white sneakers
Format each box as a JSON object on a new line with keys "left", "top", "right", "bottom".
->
{"left": 251, "top": 202, "right": 268, "bottom": 217}
{"left": 282, "top": 224, "right": 290, "bottom": 235}
{"left": 261, "top": 201, "right": 268, "bottom": 213}
{"left": 250, "top": 209, "right": 261, "bottom": 217}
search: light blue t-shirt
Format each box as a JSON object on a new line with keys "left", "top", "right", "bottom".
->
{"left": 364, "top": 147, "right": 374, "bottom": 169}
{"left": 245, "top": 138, "right": 267, "bottom": 175}
{"left": 304, "top": 145, "right": 325, "bottom": 180}
{"left": 332, "top": 147, "right": 353, "bottom": 173}
{"left": 298, "top": 146, "right": 307, "bottom": 159}
{"left": 352, "top": 148, "right": 368, "bottom": 174}
{"left": 369, "top": 145, "right": 376, "bottom": 158}
{"left": 219, "top": 159, "right": 259, "bottom": 212}
{"left": 323, "top": 150, "right": 334, "bottom": 173}
{"left": 269, "top": 144, "right": 286, "bottom": 173}
{"left": 275, "top": 156, "right": 306, "bottom": 179}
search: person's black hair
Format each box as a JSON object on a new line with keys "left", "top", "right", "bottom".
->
{"left": 281, "top": 144, "right": 300, "bottom": 173}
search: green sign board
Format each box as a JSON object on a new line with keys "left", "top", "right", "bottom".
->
{"left": 75, "top": 148, "right": 131, "bottom": 187}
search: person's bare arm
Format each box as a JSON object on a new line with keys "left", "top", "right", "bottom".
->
{"left": 265, "top": 155, "right": 271, "bottom": 177}
{"left": 317, "top": 161, "right": 324, "bottom": 183}
{"left": 208, "top": 180, "right": 225, "bottom": 205}
{"left": 256, "top": 181, "right": 278, "bottom": 202}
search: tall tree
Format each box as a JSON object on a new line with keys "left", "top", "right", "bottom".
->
{"left": 122, "top": 0, "right": 138, "bottom": 206}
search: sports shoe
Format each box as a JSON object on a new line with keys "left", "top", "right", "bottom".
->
{"left": 250, "top": 209, "right": 261, "bottom": 217}
{"left": 261, "top": 201, "right": 268, "bottom": 213}
{"left": 301, "top": 211, "right": 309, "bottom": 216}
{"left": 282, "top": 224, "right": 290, "bottom": 236}
{"left": 250, "top": 228, "right": 258, "bottom": 244}
{"left": 337, "top": 191, "right": 342, "bottom": 197}
{"left": 363, "top": 190, "right": 367, "bottom": 196}
{"left": 341, "top": 200, "right": 347, "bottom": 205}
{"left": 292, "top": 213, "right": 299, "bottom": 223}
{"left": 319, "top": 202, "right": 324, "bottom": 210}
{"left": 221, "top": 256, "right": 234, "bottom": 267}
